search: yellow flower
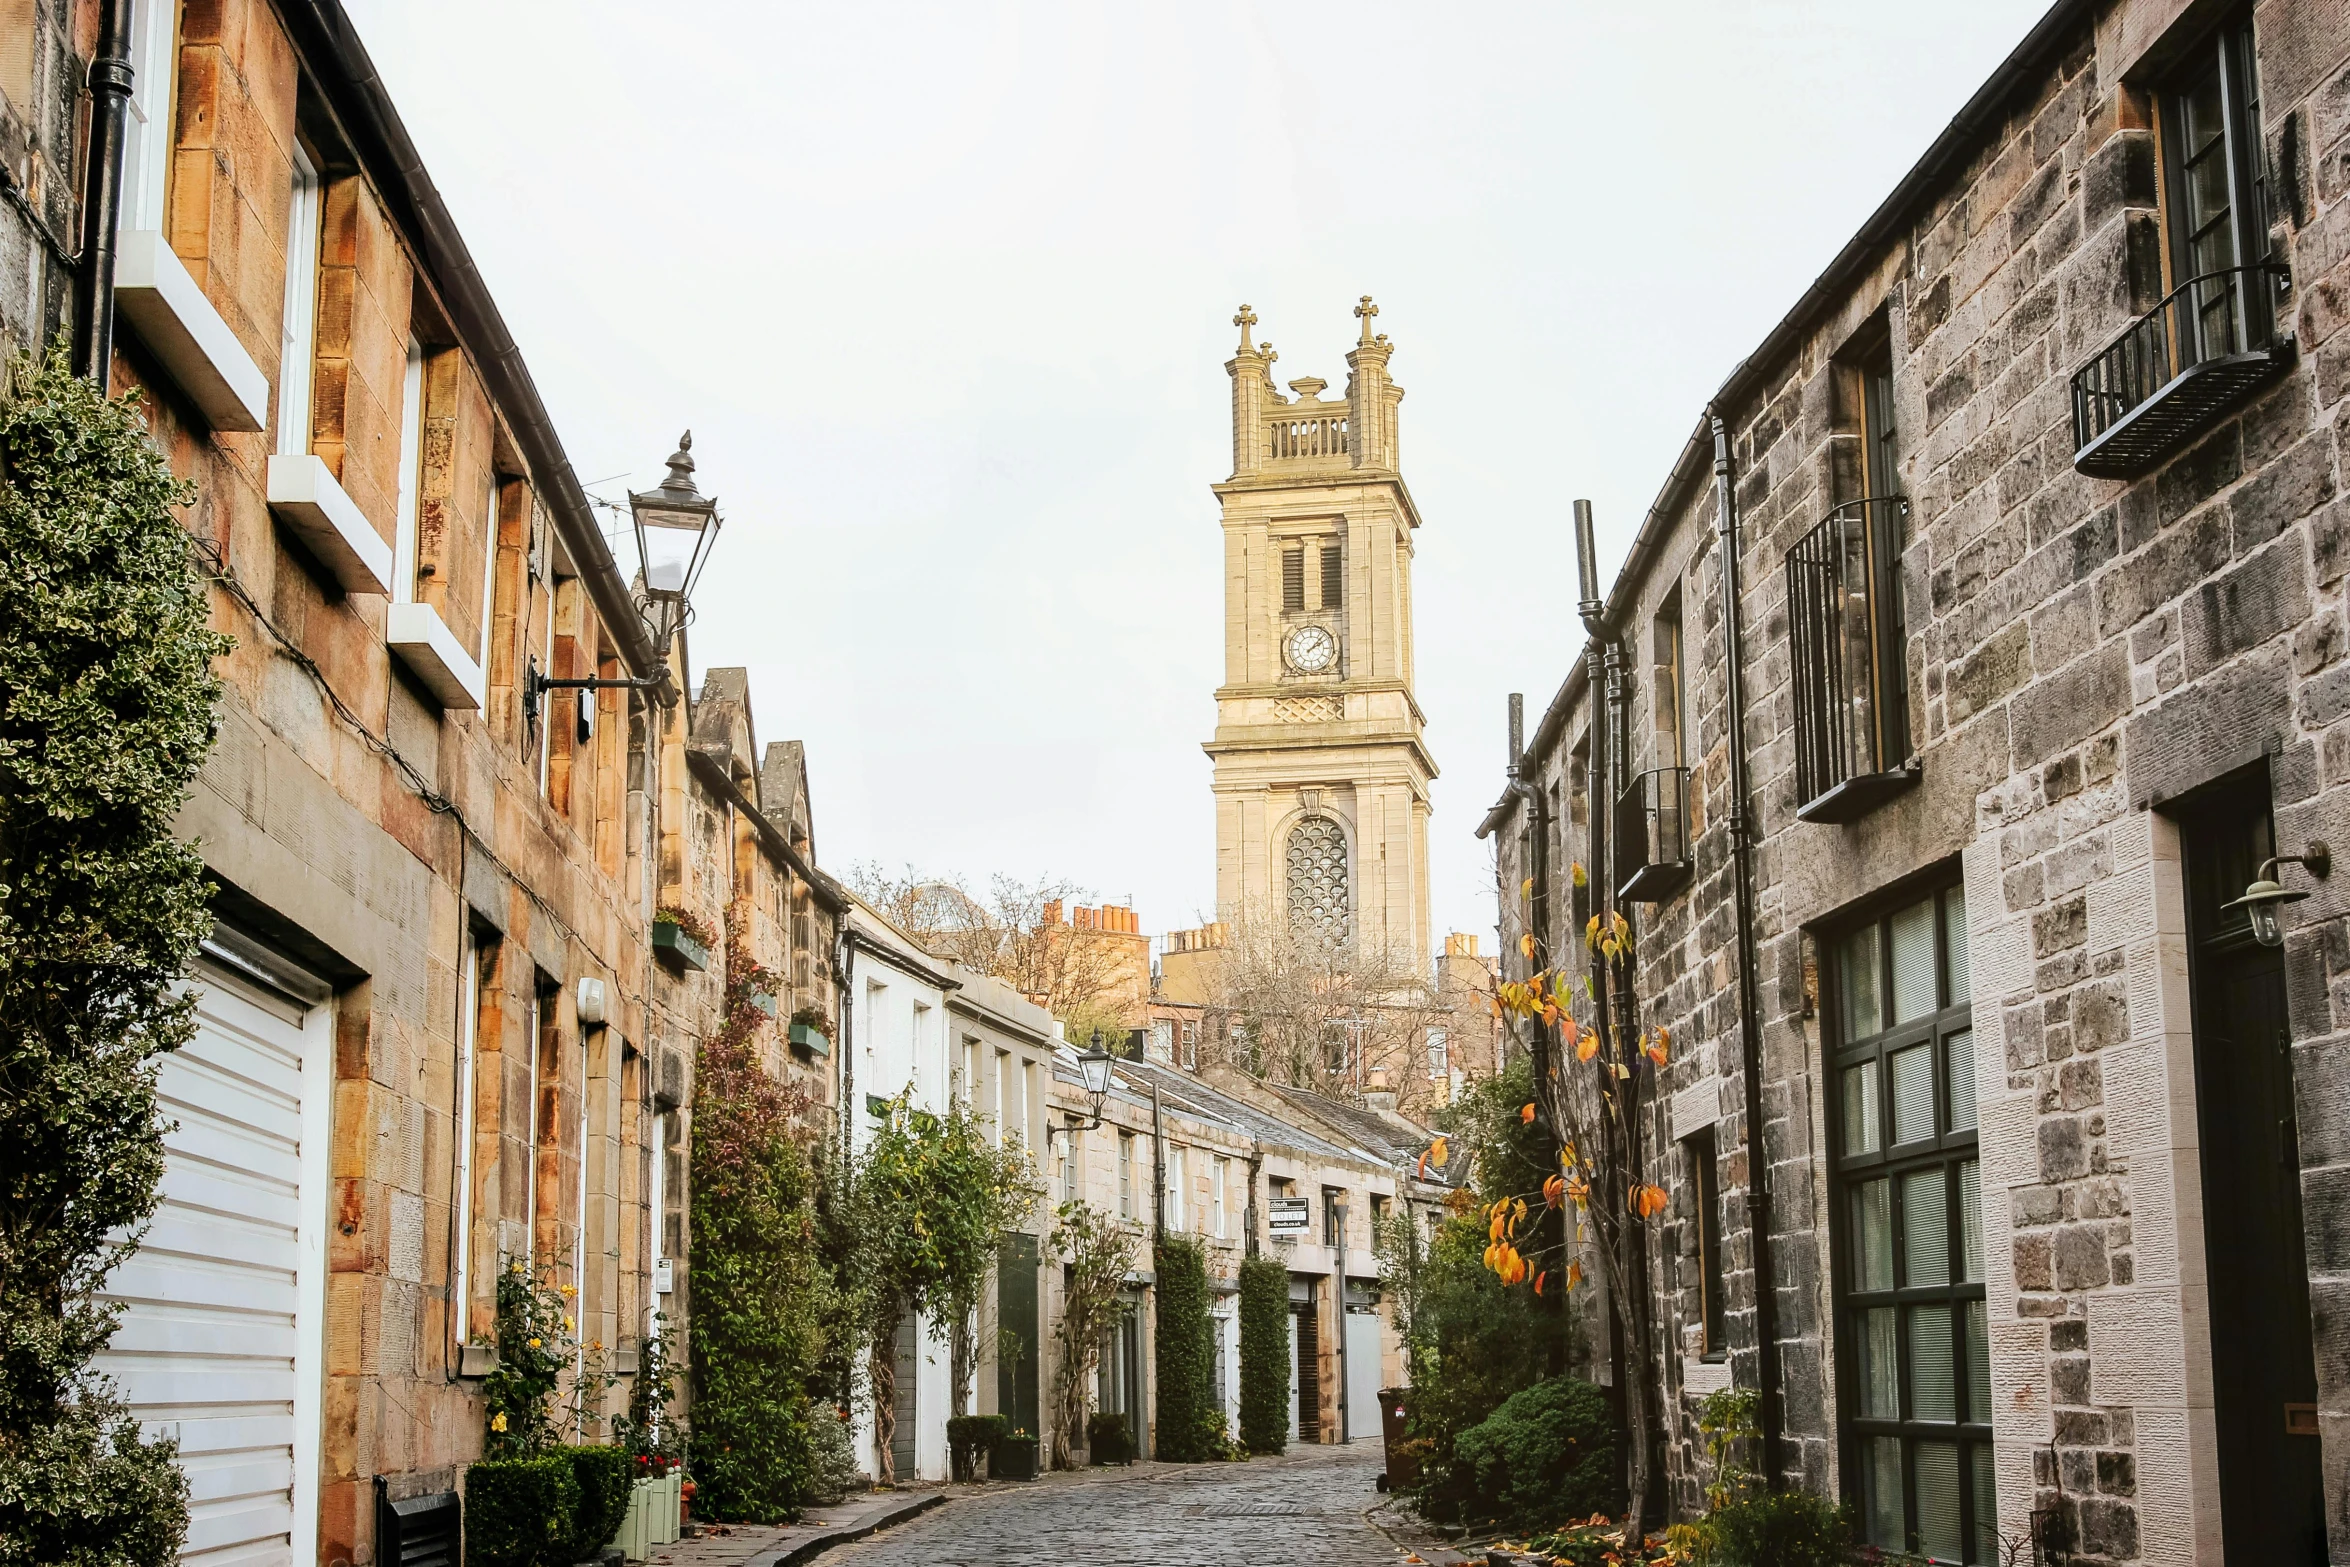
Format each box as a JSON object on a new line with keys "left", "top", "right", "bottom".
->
{"left": 527, "top": 1337, "right": 542, "bottom": 1350}
{"left": 563, "top": 1315, "right": 574, "bottom": 1332}
{"left": 560, "top": 1283, "right": 578, "bottom": 1298}
{"left": 491, "top": 1412, "right": 508, "bottom": 1432}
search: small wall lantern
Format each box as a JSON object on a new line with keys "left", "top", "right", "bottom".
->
{"left": 1070, "top": 1031, "right": 1116, "bottom": 1129}
{"left": 2222, "top": 840, "right": 2331, "bottom": 948}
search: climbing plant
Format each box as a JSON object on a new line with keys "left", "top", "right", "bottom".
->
{"left": 1046, "top": 1198, "right": 1136, "bottom": 1471}
{"left": 480, "top": 1263, "right": 575, "bottom": 1458}
{"left": 688, "top": 917, "right": 831, "bottom": 1522}
{"left": 1151, "top": 1234, "right": 1221, "bottom": 1462}
{"left": 1236, "top": 1256, "right": 1290, "bottom": 1455}
{"left": 0, "top": 345, "right": 227, "bottom": 1565}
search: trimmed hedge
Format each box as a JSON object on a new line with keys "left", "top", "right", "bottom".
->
{"left": 1237, "top": 1256, "right": 1290, "bottom": 1454}
{"left": 1702, "top": 1490, "right": 1854, "bottom": 1567}
{"left": 563, "top": 1446, "right": 632, "bottom": 1559}
{"left": 1445, "top": 1376, "right": 1614, "bottom": 1533}
{"left": 946, "top": 1414, "right": 1006, "bottom": 1481}
{"left": 464, "top": 1455, "right": 578, "bottom": 1567}
{"left": 1152, "top": 1236, "right": 1221, "bottom": 1461}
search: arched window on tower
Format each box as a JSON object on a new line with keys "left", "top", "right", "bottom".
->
{"left": 1285, "top": 816, "right": 1351, "bottom": 948}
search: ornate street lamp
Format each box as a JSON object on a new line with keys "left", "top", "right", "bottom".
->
{"left": 525, "top": 432, "right": 722, "bottom": 730}
{"left": 1069, "top": 1031, "right": 1116, "bottom": 1129}
{"left": 2222, "top": 840, "right": 2331, "bottom": 948}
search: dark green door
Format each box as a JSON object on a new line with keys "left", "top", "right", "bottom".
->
{"left": 2179, "top": 777, "right": 2324, "bottom": 1565}
{"left": 996, "top": 1233, "right": 1040, "bottom": 1437}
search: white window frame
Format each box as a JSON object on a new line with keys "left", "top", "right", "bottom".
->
{"left": 393, "top": 338, "right": 424, "bottom": 603}
{"left": 451, "top": 935, "right": 480, "bottom": 1341}
{"left": 647, "top": 1107, "right": 668, "bottom": 1334}
{"left": 1427, "top": 1027, "right": 1449, "bottom": 1080}
{"left": 525, "top": 989, "right": 541, "bottom": 1265}
{"left": 1169, "top": 1145, "right": 1188, "bottom": 1233}
{"left": 120, "top": 0, "right": 179, "bottom": 236}
{"left": 1213, "top": 1155, "right": 1228, "bottom": 1239}
{"left": 275, "top": 142, "right": 322, "bottom": 456}
{"left": 1118, "top": 1132, "right": 1134, "bottom": 1221}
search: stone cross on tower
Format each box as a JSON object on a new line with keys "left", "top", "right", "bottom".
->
{"left": 1354, "top": 295, "right": 1379, "bottom": 343}
{"left": 1235, "top": 303, "right": 1258, "bottom": 353}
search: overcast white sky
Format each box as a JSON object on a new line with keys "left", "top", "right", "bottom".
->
{"left": 345, "top": 0, "right": 2052, "bottom": 953}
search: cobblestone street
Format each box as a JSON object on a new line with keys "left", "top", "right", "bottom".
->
{"left": 819, "top": 1442, "right": 1420, "bottom": 1567}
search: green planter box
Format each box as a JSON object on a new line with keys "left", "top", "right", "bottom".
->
{"left": 652, "top": 924, "right": 709, "bottom": 972}
{"left": 789, "top": 1021, "right": 830, "bottom": 1057}
{"left": 991, "top": 1435, "right": 1039, "bottom": 1481}
{"left": 749, "top": 989, "right": 779, "bottom": 1018}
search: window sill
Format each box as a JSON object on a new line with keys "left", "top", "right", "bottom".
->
{"left": 386, "top": 601, "right": 485, "bottom": 711}
{"left": 1795, "top": 765, "right": 1920, "bottom": 825}
{"left": 266, "top": 454, "right": 392, "bottom": 595}
{"left": 113, "top": 229, "right": 268, "bottom": 432}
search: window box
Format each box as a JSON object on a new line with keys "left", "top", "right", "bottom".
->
{"left": 266, "top": 454, "right": 393, "bottom": 595}
{"left": 652, "top": 922, "right": 709, "bottom": 973}
{"left": 789, "top": 1021, "right": 830, "bottom": 1057}
{"left": 1786, "top": 497, "right": 1918, "bottom": 823}
{"left": 385, "top": 601, "right": 485, "bottom": 711}
{"left": 2070, "top": 265, "right": 2292, "bottom": 477}
{"left": 991, "top": 1433, "right": 1039, "bottom": 1481}
{"left": 113, "top": 230, "right": 268, "bottom": 431}
{"left": 747, "top": 988, "right": 778, "bottom": 1019}
{"left": 1613, "top": 766, "right": 1691, "bottom": 903}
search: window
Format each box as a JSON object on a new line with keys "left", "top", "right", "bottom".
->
{"left": 1118, "top": 1132, "right": 1135, "bottom": 1220}
{"left": 994, "top": 1047, "right": 1010, "bottom": 1144}
{"left": 451, "top": 934, "right": 489, "bottom": 1341}
{"left": 1169, "top": 1145, "right": 1188, "bottom": 1232}
{"left": 1282, "top": 547, "right": 1305, "bottom": 611}
{"left": 1323, "top": 1187, "right": 1345, "bottom": 1250}
{"left": 1213, "top": 1156, "right": 1229, "bottom": 1239}
{"left": 1426, "top": 1028, "right": 1449, "bottom": 1079}
{"left": 1686, "top": 1127, "right": 1725, "bottom": 1357}
{"left": 1320, "top": 542, "right": 1343, "bottom": 609}
{"left": 1787, "top": 345, "right": 1913, "bottom": 823}
{"left": 120, "top": 0, "right": 179, "bottom": 235}
{"left": 1181, "top": 1020, "right": 1198, "bottom": 1070}
{"left": 1286, "top": 816, "right": 1350, "bottom": 947}
{"left": 275, "top": 143, "right": 322, "bottom": 457}
{"left": 1651, "top": 591, "right": 1685, "bottom": 769}
{"left": 1062, "top": 1129, "right": 1081, "bottom": 1205}
{"left": 1832, "top": 885, "right": 1990, "bottom": 1563}
{"left": 2162, "top": 20, "right": 2277, "bottom": 356}
{"left": 1152, "top": 1019, "right": 1174, "bottom": 1060}
{"left": 957, "top": 1037, "right": 977, "bottom": 1104}
{"left": 1022, "top": 1059, "right": 1038, "bottom": 1151}
{"left": 393, "top": 339, "right": 425, "bottom": 602}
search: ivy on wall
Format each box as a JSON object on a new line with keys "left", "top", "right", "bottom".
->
{"left": 0, "top": 346, "right": 228, "bottom": 1564}
{"left": 1151, "top": 1235, "right": 1222, "bottom": 1462}
{"left": 687, "top": 921, "right": 830, "bottom": 1522}
{"left": 1236, "top": 1256, "right": 1291, "bottom": 1455}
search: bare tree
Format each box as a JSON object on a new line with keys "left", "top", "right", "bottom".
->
{"left": 1190, "top": 902, "right": 1452, "bottom": 1119}
{"left": 846, "top": 864, "right": 1141, "bottom": 1026}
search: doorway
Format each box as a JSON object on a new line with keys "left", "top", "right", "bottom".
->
{"left": 2176, "top": 773, "right": 2324, "bottom": 1564}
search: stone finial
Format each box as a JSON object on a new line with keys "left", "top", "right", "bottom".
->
{"left": 661, "top": 431, "right": 699, "bottom": 496}
{"left": 1287, "top": 377, "right": 1328, "bottom": 401}
{"left": 1234, "top": 303, "right": 1258, "bottom": 353}
{"left": 1354, "top": 294, "right": 1379, "bottom": 343}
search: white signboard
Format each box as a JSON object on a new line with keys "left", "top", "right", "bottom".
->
{"left": 1268, "top": 1196, "right": 1311, "bottom": 1235}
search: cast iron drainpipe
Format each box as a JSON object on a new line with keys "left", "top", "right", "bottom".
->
{"left": 1711, "top": 410, "right": 1785, "bottom": 1484}
{"left": 73, "top": 0, "right": 135, "bottom": 385}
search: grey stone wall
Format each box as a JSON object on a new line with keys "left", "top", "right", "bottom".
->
{"left": 1491, "top": 3, "right": 2350, "bottom": 1558}
{"left": 0, "top": 0, "right": 78, "bottom": 357}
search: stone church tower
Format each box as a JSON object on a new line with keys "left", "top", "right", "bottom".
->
{"left": 1203, "top": 298, "right": 1436, "bottom": 972}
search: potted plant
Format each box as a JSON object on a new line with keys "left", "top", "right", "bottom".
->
{"left": 1086, "top": 1412, "right": 1133, "bottom": 1466}
{"left": 947, "top": 1414, "right": 1006, "bottom": 1483}
{"left": 788, "top": 1004, "right": 832, "bottom": 1057}
{"left": 991, "top": 1426, "right": 1039, "bottom": 1482}
{"left": 652, "top": 907, "right": 714, "bottom": 973}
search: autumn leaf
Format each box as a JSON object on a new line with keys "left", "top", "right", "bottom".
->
{"left": 1543, "top": 1174, "right": 1566, "bottom": 1208}
{"left": 1577, "top": 1027, "right": 1601, "bottom": 1063}
{"left": 1521, "top": 933, "right": 1538, "bottom": 961}
{"left": 1632, "top": 1183, "right": 1670, "bottom": 1219}
{"left": 1566, "top": 1260, "right": 1584, "bottom": 1289}
{"left": 1522, "top": 877, "right": 1536, "bottom": 899}
{"left": 1521, "top": 1102, "right": 1537, "bottom": 1125}
{"left": 1644, "top": 1032, "right": 1669, "bottom": 1066}
{"left": 1571, "top": 861, "right": 1588, "bottom": 888}
{"left": 1428, "top": 1136, "right": 1449, "bottom": 1169}
{"left": 1534, "top": 1269, "right": 1549, "bottom": 1296}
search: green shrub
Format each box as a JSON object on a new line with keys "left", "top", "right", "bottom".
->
{"left": 946, "top": 1414, "right": 1006, "bottom": 1481}
{"left": 806, "top": 1400, "right": 862, "bottom": 1505}
{"left": 1444, "top": 1376, "right": 1615, "bottom": 1533}
{"left": 1151, "top": 1236, "right": 1220, "bottom": 1462}
{"left": 1087, "top": 1412, "right": 1134, "bottom": 1465}
{"left": 1701, "top": 1488, "right": 1852, "bottom": 1567}
{"left": 0, "top": 348, "right": 224, "bottom": 1567}
{"left": 560, "top": 1446, "right": 631, "bottom": 1560}
{"left": 464, "top": 1454, "right": 580, "bottom": 1567}
{"left": 1236, "top": 1256, "right": 1290, "bottom": 1455}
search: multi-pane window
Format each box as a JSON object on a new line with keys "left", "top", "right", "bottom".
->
{"left": 276, "top": 143, "right": 322, "bottom": 456}
{"left": 1213, "top": 1157, "right": 1229, "bottom": 1239}
{"left": 1282, "top": 547, "right": 1306, "bottom": 611}
{"left": 1323, "top": 1187, "right": 1345, "bottom": 1249}
{"left": 1168, "top": 1145, "right": 1188, "bottom": 1233}
{"left": 1118, "top": 1132, "right": 1135, "bottom": 1221}
{"left": 1686, "top": 1127, "right": 1725, "bottom": 1357}
{"left": 2162, "top": 19, "right": 2278, "bottom": 354}
{"left": 1320, "top": 542, "right": 1343, "bottom": 609}
{"left": 1833, "top": 885, "right": 1990, "bottom": 1563}
{"left": 1426, "top": 1028, "right": 1449, "bottom": 1079}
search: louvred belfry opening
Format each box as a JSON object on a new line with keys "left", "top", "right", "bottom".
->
{"left": 1286, "top": 816, "right": 1351, "bottom": 947}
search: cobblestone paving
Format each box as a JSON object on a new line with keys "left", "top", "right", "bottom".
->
{"left": 823, "top": 1442, "right": 1414, "bottom": 1567}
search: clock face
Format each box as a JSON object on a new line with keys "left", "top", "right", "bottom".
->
{"left": 1286, "top": 625, "right": 1338, "bottom": 673}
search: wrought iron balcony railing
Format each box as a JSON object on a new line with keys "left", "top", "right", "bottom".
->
{"left": 1614, "top": 766, "right": 1691, "bottom": 903}
{"left": 1787, "top": 496, "right": 1918, "bottom": 824}
{"left": 2070, "top": 264, "right": 2292, "bottom": 478}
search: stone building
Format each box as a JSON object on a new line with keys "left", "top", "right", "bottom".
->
{"left": 1206, "top": 298, "right": 1435, "bottom": 972}
{"left": 1481, "top": 3, "right": 2350, "bottom": 1562}
{"left": 0, "top": 3, "right": 851, "bottom": 1563}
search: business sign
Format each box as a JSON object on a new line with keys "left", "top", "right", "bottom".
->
{"left": 1268, "top": 1196, "right": 1311, "bottom": 1235}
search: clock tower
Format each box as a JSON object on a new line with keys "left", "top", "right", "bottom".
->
{"left": 1203, "top": 298, "right": 1436, "bottom": 972}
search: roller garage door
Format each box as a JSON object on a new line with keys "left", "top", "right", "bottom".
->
{"left": 96, "top": 939, "right": 332, "bottom": 1567}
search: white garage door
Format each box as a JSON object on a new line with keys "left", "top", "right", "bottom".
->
{"left": 97, "top": 945, "right": 331, "bottom": 1567}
